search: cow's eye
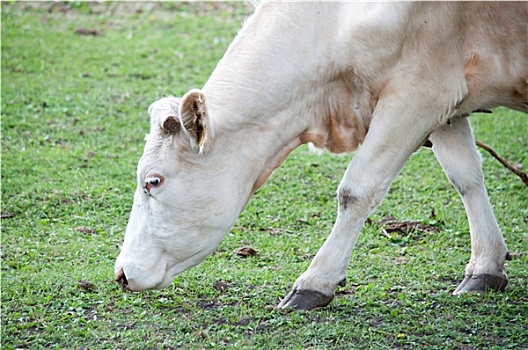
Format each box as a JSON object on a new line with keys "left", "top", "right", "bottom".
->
{"left": 143, "top": 174, "right": 164, "bottom": 194}
{"left": 147, "top": 177, "right": 161, "bottom": 186}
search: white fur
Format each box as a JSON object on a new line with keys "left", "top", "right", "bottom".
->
{"left": 116, "top": 2, "right": 526, "bottom": 298}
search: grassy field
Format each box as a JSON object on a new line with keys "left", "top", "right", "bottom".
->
{"left": 1, "top": 2, "right": 527, "bottom": 349}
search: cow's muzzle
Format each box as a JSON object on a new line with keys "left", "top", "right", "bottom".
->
{"left": 115, "top": 268, "right": 130, "bottom": 291}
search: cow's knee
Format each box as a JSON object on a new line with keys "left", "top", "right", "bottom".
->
{"left": 338, "top": 187, "right": 360, "bottom": 211}
{"left": 337, "top": 185, "right": 386, "bottom": 218}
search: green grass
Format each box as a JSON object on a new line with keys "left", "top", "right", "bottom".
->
{"left": 2, "top": 3, "right": 527, "bottom": 349}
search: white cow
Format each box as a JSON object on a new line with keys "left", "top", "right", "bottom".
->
{"left": 115, "top": 1, "right": 527, "bottom": 310}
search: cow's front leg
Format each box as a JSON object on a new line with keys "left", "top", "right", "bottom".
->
{"left": 278, "top": 101, "right": 436, "bottom": 310}
{"left": 277, "top": 191, "right": 371, "bottom": 310}
{"left": 429, "top": 117, "right": 509, "bottom": 294}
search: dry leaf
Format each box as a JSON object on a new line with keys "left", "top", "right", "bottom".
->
{"left": 77, "top": 280, "right": 95, "bottom": 290}
{"left": 233, "top": 246, "right": 258, "bottom": 257}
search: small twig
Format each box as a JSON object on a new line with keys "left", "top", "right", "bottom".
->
{"left": 380, "top": 228, "right": 391, "bottom": 239}
{"left": 476, "top": 140, "right": 528, "bottom": 186}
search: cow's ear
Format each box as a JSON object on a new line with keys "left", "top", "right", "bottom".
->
{"left": 179, "top": 89, "right": 214, "bottom": 154}
{"left": 148, "top": 97, "right": 181, "bottom": 134}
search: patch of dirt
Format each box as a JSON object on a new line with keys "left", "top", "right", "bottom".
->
{"left": 75, "top": 28, "right": 103, "bottom": 37}
{"left": 335, "top": 288, "right": 355, "bottom": 296}
{"left": 378, "top": 215, "right": 441, "bottom": 235}
{"left": 197, "top": 299, "right": 238, "bottom": 311}
{"left": 13, "top": 1, "right": 254, "bottom": 17}
{"left": 233, "top": 318, "right": 252, "bottom": 327}
{"left": 213, "top": 281, "right": 228, "bottom": 292}
{"left": 76, "top": 226, "right": 95, "bottom": 235}
{"left": 369, "top": 316, "right": 385, "bottom": 328}
{"left": 199, "top": 300, "right": 219, "bottom": 310}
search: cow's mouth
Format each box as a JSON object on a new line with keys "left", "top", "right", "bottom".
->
{"left": 115, "top": 269, "right": 130, "bottom": 291}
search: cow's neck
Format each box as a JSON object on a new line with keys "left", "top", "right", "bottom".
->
{"left": 201, "top": 3, "right": 368, "bottom": 201}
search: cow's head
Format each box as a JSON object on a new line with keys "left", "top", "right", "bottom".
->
{"left": 114, "top": 90, "right": 247, "bottom": 291}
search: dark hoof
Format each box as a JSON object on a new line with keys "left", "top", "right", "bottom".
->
{"left": 277, "top": 288, "right": 334, "bottom": 310}
{"left": 453, "top": 274, "right": 508, "bottom": 295}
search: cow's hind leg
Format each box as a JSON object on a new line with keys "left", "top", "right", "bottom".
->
{"left": 430, "top": 117, "right": 509, "bottom": 294}
{"left": 278, "top": 96, "right": 438, "bottom": 310}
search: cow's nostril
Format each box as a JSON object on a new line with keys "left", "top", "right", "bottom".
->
{"left": 115, "top": 269, "right": 129, "bottom": 291}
